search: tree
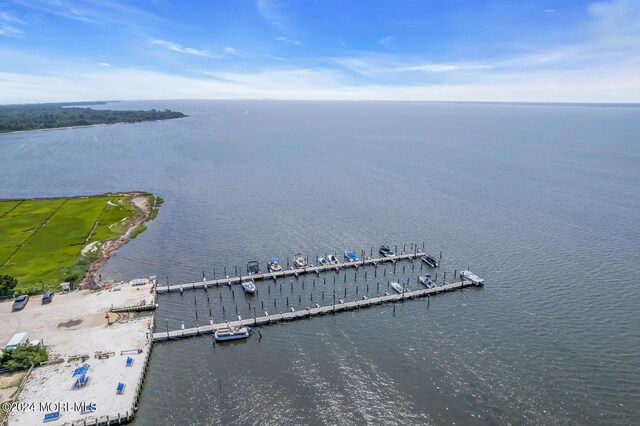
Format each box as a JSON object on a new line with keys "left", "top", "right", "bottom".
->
{"left": 0, "top": 346, "right": 48, "bottom": 372}
{"left": 0, "top": 274, "right": 17, "bottom": 294}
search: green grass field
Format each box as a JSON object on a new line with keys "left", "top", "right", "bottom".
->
{"left": 0, "top": 194, "right": 145, "bottom": 293}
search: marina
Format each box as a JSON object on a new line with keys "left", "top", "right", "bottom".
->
{"left": 153, "top": 277, "right": 481, "bottom": 343}
{"left": 157, "top": 248, "right": 434, "bottom": 294}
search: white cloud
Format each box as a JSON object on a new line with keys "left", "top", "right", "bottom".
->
{"left": 275, "top": 36, "right": 300, "bottom": 46}
{"left": 0, "top": 11, "right": 24, "bottom": 38}
{"left": 151, "top": 40, "right": 211, "bottom": 57}
{"left": 399, "top": 64, "right": 493, "bottom": 72}
{"left": 98, "top": 62, "right": 112, "bottom": 67}
{"left": 1, "top": 0, "right": 639, "bottom": 104}
{"left": 257, "top": 0, "right": 286, "bottom": 29}
{"left": 544, "top": 9, "right": 556, "bottom": 13}
{"left": 0, "top": 61, "right": 637, "bottom": 105}
{"left": 379, "top": 36, "right": 394, "bottom": 47}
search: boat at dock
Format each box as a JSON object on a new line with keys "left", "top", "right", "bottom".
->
{"left": 318, "top": 257, "right": 328, "bottom": 266}
{"left": 419, "top": 274, "right": 434, "bottom": 288}
{"left": 267, "top": 258, "right": 283, "bottom": 272}
{"left": 214, "top": 326, "right": 252, "bottom": 342}
{"left": 327, "top": 254, "right": 339, "bottom": 264}
{"left": 421, "top": 254, "right": 438, "bottom": 268}
{"left": 390, "top": 282, "right": 404, "bottom": 293}
{"left": 241, "top": 278, "right": 256, "bottom": 294}
{"left": 247, "top": 261, "right": 261, "bottom": 275}
{"left": 293, "top": 253, "right": 307, "bottom": 268}
{"left": 460, "top": 270, "right": 484, "bottom": 286}
{"left": 379, "top": 245, "right": 395, "bottom": 257}
{"left": 344, "top": 251, "right": 358, "bottom": 262}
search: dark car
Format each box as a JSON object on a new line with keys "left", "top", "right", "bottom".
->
{"left": 42, "top": 291, "right": 54, "bottom": 304}
{"left": 12, "top": 295, "right": 29, "bottom": 311}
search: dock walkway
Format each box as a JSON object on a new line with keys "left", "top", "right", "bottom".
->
{"left": 153, "top": 279, "right": 475, "bottom": 342}
{"left": 157, "top": 251, "right": 426, "bottom": 294}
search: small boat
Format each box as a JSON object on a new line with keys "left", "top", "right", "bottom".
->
{"left": 460, "top": 270, "right": 484, "bottom": 286}
{"left": 241, "top": 278, "right": 256, "bottom": 294}
{"left": 421, "top": 254, "right": 439, "bottom": 268}
{"left": 247, "top": 261, "right": 261, "bottom": 275}
{"left": 267, "top": 258, "right": 282, "bottom": 272}
{"left": 379, "top": 245, "right": 395, "bottom": 257}
{"left": 344, "top": 251, "right": 358, "bottom": 262}
{"left": 214, "top": 326, "right": 252, "bottom": 342}
{"left": 293, "top": 253, "right": 307, "bottom": 268}
{"left": 419, "top": 274, "right": 434, "bottom": 288}
{"left": 390, "top": 282, "right": 404, "bottom": 293}
{"left": 327, "top": 254, "right": 339, "bottom": 264}
{"left": 318, "top": 257, "right": 328, "bottom": 266}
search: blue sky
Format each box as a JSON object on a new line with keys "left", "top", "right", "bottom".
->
{"left": 0, "top": 0, "right": 638, "bottom": 103}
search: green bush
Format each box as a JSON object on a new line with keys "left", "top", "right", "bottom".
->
{"left": 0, "top": 275, "right": 18, "bottom": 295}
{"left": 0, "top": 345, "right": 48, "bottom": 372}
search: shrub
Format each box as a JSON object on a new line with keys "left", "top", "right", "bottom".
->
{"left": 0, "top": 345, "right": 48, "bottom": 372}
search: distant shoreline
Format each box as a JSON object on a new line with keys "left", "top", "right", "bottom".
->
{"left": 0, "top": 117, "right": 188, "bottom": 136}
{"left": 0, "top": 123, "right": 109, "bottom": 135}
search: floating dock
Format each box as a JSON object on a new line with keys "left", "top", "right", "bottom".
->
{"left": 157, "top": 251, "right": 427, "bottom": 294}
{"left": 153, "top": 278, "right": 478, "bottom": 342}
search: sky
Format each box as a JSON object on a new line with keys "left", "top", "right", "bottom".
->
{"left": 0, "top": 0, "right": 639, "bottom": 104}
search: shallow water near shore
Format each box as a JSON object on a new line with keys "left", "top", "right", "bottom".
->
{"left": 1, "top": 100, "right": 639, "bottom": 425}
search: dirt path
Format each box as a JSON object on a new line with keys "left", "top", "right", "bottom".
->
{"left": 81, "top": 192, "right": 154, "bottom": 289}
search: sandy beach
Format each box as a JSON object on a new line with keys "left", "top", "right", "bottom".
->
{"left": 0, "top": 281, "right": 156, "bottom": 425}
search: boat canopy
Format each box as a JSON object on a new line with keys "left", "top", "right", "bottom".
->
{"left": 293, "top": 253, "right": 303, "bottom": 257}
{"left": 267, "top": 258, "right": 279, "bottom": 263}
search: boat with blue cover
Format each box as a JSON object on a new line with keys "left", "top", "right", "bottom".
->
{"left": 267, "top": 258, "right": 282, "bottom": 272}
{"left": 344, "top": 251, "right": 358, "bottom": 262}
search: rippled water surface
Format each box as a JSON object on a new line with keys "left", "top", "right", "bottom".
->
{"left": 1, "top": 101, "right": 639, "bottom": 425}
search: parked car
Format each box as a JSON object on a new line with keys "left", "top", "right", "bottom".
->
{"left": 42, "top": 291, "right": 54, "bottom": 304}
{"left": 12, "top": 295, "right": 29, "bottom": 311}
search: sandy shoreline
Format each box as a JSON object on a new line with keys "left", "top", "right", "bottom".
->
{"left": 0, "top": 123, "right": 109, "bottom": 136}
{"left": 82, "top": 192, "right": 153, "bottom": 289}
{"left": 0, "top": 115, "right": 188, "bottom": 136}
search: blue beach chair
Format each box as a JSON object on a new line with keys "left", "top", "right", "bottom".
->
{"left": 126, "top": 357, "right": 133, "bottom": 367}
{"left": 44, "top": 411, "right": 60, "bottom": 422}
{"left": 116, "top": 382, "right": 125, "bottom": 395}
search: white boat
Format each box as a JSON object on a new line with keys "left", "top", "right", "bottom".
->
{"left": 390, "top": 282, "right": 404, "bottom": 293}
{"left": 214, "top": 326, "right": 252, "bottom": 342}
{"left": 293, "top": 253, "right": 307, "bottom": 268}
{"left": 241, "top": 278, "right": 256, "bottom": 294}
{"left": 460, "top": 270, "right": 484, "bottom": 286}
{"left": 318, "top": 257, "right": 328, "bottom": 266}
{"left": 267, "top": 258, "right": 282, "bottom": 272}
{"left": 419, "top": 274, "right": 434, "bottom": 288}
{"left": 327, "top": 254, "right": 339, "bottom": 264}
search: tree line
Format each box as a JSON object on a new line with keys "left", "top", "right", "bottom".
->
{"left": 0, "top": 103, "right": 186, "bottom": 133}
